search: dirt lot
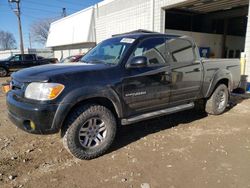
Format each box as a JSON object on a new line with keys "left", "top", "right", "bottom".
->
{"left": 1, "top": 77, "right": 250, "bottom": 188}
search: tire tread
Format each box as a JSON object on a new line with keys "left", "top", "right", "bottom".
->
{"left": 63, "top": 104, "right": 116, "bottom": 160}
{"left": 205, "top": 84, "right": 228, "bottom": 115}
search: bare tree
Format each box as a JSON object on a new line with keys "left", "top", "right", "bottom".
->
{"left": 0, "top": 30, "right": 17, "bottom": 50}
{"left": 30, "top": 18, "right": 55, "bottom": 46}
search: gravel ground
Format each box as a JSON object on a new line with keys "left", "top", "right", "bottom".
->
{"left": 0, "top": 77, "right": 250, "bottom": 188}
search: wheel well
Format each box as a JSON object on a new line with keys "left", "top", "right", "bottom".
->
{"left": 208, "top": 78, "right": 229, "bottom": 98}
{"left": 216, "top": 78, "right": 229, "bottom": 88}
{"left": 61, "top": 97, "right": 119, "bottom": 134}
{"left": 0, "top": 66, "right": 8, "bottom": 71}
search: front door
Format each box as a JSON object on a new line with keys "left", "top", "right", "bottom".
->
{"left": 122, "top": 37, "right": 171, "bottom": 116}
{"left": 8, "top": 55, "right": 22, "bottom": 71}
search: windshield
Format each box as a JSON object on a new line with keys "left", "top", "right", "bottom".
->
{"left": 4, "top": 56, "right": 13, "bottom": 61}
{"left": 81, "top": 37, "right": 135, "bottom": 65}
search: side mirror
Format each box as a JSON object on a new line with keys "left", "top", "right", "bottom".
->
{"left": 128, "top": 56, "right": 147, "bottom": 68}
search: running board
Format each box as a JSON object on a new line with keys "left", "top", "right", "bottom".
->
{"left": 121, "top": 103, "right": 194, "bottom": 125}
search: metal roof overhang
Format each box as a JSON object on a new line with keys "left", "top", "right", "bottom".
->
{"left": 46, "top": 7, "right": 95, "bottom": 48}
{"left": 172, "top": 0, "right": 249, "bottom": 13}
{"left": 49, "top": 42, "right": 96, "bottom": 51}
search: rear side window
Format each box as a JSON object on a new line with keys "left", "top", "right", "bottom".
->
{"left": 24, "top": 55, "right": 35, "bottom": 61}
{"left": 167, "top": 38, "right": 194, "bottom": 63}
{"left": 132, "top": 37, "right": 166, "bottom": 66}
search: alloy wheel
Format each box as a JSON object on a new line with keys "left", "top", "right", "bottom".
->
{"left": 78, "top": 118, "right": 107, "bottom": 148}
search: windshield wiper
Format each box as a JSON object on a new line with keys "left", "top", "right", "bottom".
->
{"left": 89, "top": 59, "right": 107, "bottom": 64}
{"left": 82, "top": 59, "right": 116, "bottom": 66}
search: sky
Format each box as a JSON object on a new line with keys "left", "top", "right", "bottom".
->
{"left": 0, "top": 0, "right": 102, "bottom": 49}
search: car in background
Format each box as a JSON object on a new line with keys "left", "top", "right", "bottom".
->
{"left": 0, "top": 54, "right": 58, "bottom": 77}
{"left": 60, "top": 55, "right": 84, "bottom": 63}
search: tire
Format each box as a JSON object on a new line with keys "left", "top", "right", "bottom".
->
{"left": 63, "top": 104, "right": 117, "bottom": 160}
{"left": 205, "top": 84, "right": 229, "bottom": 115}
{"left": 0, "top": 67, "right": 8, "bottom": 77}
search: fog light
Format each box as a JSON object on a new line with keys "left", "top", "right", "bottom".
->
{"left": 23, "top": 120, "right": 36, "bottom": 131}
{"left": 30, "top": 121, "right": 36, "bottom": 130}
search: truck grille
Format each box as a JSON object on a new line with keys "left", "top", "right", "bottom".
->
{"left": 10, "top": 80, "right": 25, "bottom": 91}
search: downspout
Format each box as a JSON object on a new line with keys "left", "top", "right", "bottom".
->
{"left": 244, "top": 2, "right": 250, "bottom": 79}
{"left": 151, "top": 0, "right": 155, "bottom": 31}
{"left": 93, "top": 4, "right": 98, "bottom": 43}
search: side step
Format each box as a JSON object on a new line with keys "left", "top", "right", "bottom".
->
{"left": 121, "top": 103, "right": 194, "bottom": 125}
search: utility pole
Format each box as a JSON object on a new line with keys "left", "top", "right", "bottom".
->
{"left": 62, "top": 8, "right": 67, "bottom": 17}
{"left": 29, "top": 33, "right": 32, "bottom": 49}
{"left": 8, "top": 0, "right": 24, "bottom": 54}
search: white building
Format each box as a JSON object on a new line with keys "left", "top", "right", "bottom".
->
{"left": 47, "top": 0, "right": 250, "bottom": 79}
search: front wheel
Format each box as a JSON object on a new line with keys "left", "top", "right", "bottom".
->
{"left": 205, "top": 84, "right": 229, "bottom": 115}
{"left": 63, "top": 104, "right": 117, "bottom": 160}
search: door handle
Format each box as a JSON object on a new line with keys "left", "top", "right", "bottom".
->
{"left": 193, "top": 68, "right": 201, "bottom": 72}
{"left": 165, "top": 72, "right": 170, "bottom": 75}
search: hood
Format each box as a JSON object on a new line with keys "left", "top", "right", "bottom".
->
{"left": 12, "top": 63, "right": 109, "bottom": 82}
{"left": 0, "top": 60, "right": 8, "bottom": 63}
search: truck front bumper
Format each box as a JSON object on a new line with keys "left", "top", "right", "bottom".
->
{"left": 7, "top": 92, "right": 60, "bottom": 135}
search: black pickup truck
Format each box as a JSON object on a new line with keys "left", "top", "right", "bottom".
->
{"left": 6, "top": 31, "right": 240, "bottom": 160}
{"left": 0, "top": 54, "right": 57, "bottom": 77}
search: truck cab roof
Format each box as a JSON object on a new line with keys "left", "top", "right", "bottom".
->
{"left": 112, "top": 29, "right": 195, "bottom": 44}
{"left": 13, "top": 54, "right": 36, "bottom": 56}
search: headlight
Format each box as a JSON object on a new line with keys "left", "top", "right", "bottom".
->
{"left": 25, "top": 82, "right": 65, "bottom": 101}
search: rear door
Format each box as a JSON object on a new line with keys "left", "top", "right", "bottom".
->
{"left": 166, "top": 37, "right": 202, "bottom": 104}
{"left": 122, "top": 37, "right": 171, "bottom": 116}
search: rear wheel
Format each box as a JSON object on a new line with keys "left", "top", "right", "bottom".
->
{"left": 205, "top": 84, "right": 229, "bottom": 115}
{"left": 0, "top": 67, "right": 8, "bottom": 77}
{"left": 63, "top": 104, "right": 117, "bottom": 160}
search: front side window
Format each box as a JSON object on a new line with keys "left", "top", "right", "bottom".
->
{"left": 132, "top": 37, "right": 166, "bottom": 66}
{"left": 11, "top": 55, "right": 21, "bottom": 62}
{"left": 167, "top": 38, "right": 194, "bottom": 63}
{"left": 81, "top": 37, "right": 134, "bottom": 65}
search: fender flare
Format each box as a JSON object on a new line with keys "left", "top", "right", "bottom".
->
{"left": 205, "top": 69, "right": 232, "bottom": 98}
{"left": 51, "top": 86, "right": 123, "bottom": 131}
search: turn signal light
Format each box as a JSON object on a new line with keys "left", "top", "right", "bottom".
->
{"left": 1, "top": 84, "right": 11, "bottom": 94}
{"left": 48, "top": 84, "right": 65, "bottom": 100}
